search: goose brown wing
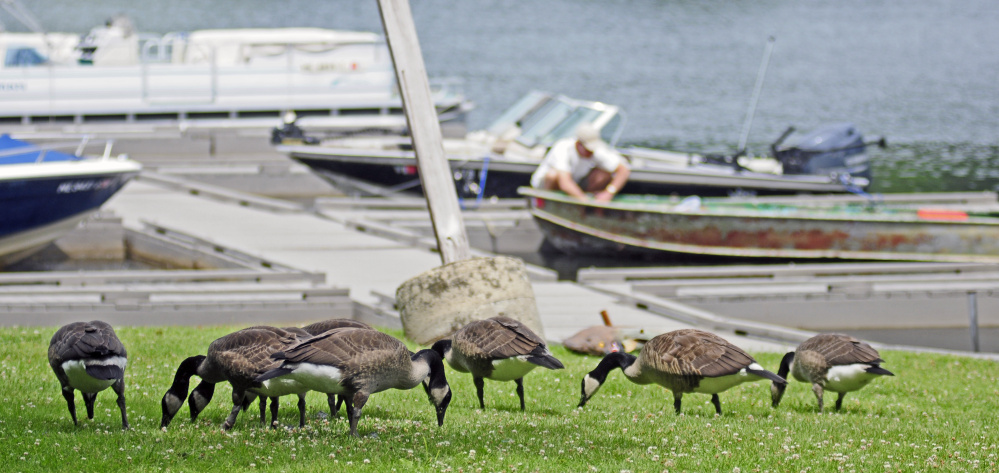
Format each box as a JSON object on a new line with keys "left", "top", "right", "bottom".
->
{"left": 799, "top": 333, "right": 883, "bottom": 366}
{"left": 643, "top": 329, "right": 754, "bottom": 378}
{"left": 301, "top": 319, "right": 373, "bottom": 335}
{"left": 244, "top": 325, "right": 304, "bottom": 342}
{"left": 454, "top": 317, "right": 543, "bottom": 360}
{"left": 49, "top": 321, "right": 126, "bottom": 366}
{"left": 277, "top": 328, "right": 406, "bottom": 372}
{"left": 208, "top": 328, "right": 291, "bottom": 380}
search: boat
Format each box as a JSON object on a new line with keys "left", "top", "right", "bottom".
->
{"left": 281, "top": 90, "right": 876, "bottom": 201}
{"left": 0, "top": 2, "right": 472, "bottom": 138}
{"left": 519, "top": 187, "right": 999, "bottom": 263}
{"left": 0, "top": 134, "right": 141, "bottom": 267}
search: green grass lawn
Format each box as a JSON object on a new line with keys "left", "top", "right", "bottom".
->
{"left": 1, "top": 323, "right": 996, "bottom": 472}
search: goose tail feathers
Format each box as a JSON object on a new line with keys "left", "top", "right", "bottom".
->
{"left": 85, "top": 364, "right": 124, "bottom": 380}
{"left": 866, "top": 365, "right": 894, "bottom": 376}
{"left": 255, "top": 367, "right": 293, "bottom": 383}
{"left": 527, "top": 354, "right": 565, "bottom": 370}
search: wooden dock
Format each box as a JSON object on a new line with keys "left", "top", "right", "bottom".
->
{"left": 4, "top": 167, "right": 997, "bottom": 357}
{"left": 68, "top": 173, "right": 786, "bottom": 352}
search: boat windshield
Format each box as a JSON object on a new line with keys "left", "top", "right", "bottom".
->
{"left": 515, "top": 100, "right": 575, "bottom": 148}
{"left": 0, "top": 135, "right": 81, "bottom": 164}
{"left": 485, "top": 91, "right": 551, "bottom": 135}
{"left": 4, "top": 46, "right": 47, "bottom": 67}
{"left": 600, "top": 113, "right": 624, "bottom": 146}
{"left": 539, "top": 106, "right": 606, "bottom": 147}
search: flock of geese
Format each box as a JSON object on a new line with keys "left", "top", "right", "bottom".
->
{"left": 48, "top": 317, "right": 894, "bottom": 435}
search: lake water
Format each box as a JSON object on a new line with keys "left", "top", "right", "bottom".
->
{"left": 12, "top": 0, "right": 999, "bottom": 194}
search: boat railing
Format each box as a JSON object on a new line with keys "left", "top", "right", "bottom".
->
{"left": 139, "top": 33, "right": 184, "bottom": 63}
{"left": 428, "top": 76, "right": 467, "bottom": 102}
{"left": 0, "top": 135, "right": 122, "bottom": 163}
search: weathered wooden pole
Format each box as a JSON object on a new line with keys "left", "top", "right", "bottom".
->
{"left": 967, "top": 291, "right": 980, "bottom": 352}
{"left": 376, "top": 0, "right": 471, "bottom": 264}
{"left": 377, "top": 0, "right": 544, "bottom": 343}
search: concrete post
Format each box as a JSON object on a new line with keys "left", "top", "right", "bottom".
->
{"left": 396, "top": 256, "right": 544, "bottom": 345}
{"left": 377, "top": 0, "right": 543, "bottom": 344}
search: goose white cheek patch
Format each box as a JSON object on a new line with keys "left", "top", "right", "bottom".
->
{"left": 583, "top": 375, "right": 602, "bottom": 398}
{"left": 430, "top": 386, "right": 450, "bottom": 404}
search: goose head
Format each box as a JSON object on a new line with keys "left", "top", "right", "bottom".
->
{"left": 771, "top": 351, "right": 795, "bottom": 408}
{"left": 416, "top": 348, "right": 451, "bottom": 426}
{"left": 578, "top": 352, "right": 637, "bottom": 408}
{"left": 160, "top": 354, "right": 206, "bottom": 428}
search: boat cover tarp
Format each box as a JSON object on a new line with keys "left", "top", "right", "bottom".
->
{"left": 790, "top": 123, "right": 862, "bottom": 152}
{"left": 0, "top": 134, "right": 81, "bottom": 165}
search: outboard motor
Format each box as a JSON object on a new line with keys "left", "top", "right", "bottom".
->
{"left": 771, "top": 123, "right": 882, "bottom": 182}
{"left": 271, "top": 111, "right": 319, "bottom": 145}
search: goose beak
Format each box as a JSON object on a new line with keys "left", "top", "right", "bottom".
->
{"left": 770, "top": 381, "right": 787, "bottom": 408}
{"left": 436, "top": 404, "right": 447, "bottom": 426}
{"left": 435, "top": 390, "right": 451, "bottom": 427}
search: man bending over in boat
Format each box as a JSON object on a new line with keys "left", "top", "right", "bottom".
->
{"left": 529, "top": 123, "right": 630, "bottom": 202}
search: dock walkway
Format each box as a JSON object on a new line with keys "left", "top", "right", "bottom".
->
{"left": 103, "top": 175, "right": 788, "bottom": 352}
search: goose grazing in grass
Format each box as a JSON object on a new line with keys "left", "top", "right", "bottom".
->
{"left": 298, "top": 318, "right": 374, "bottom": 418}
{"left": 249, "top": 326, "right": 314, "bottom": 428}
{"left": 48, "top": 320, "right": 129, "bottom": 429}
{"left": 578, "top": 328, "right": 786, "bottom": 415}
{"left": 431, "top": 316, "right": 564, "bottom": 411}
{"left": 771, "top": 333, "right": 894, "bottom": 412}
{"left": 255, "top": 327, "right": 451, "bottom": 437}
{"left": 160, "top": 326, "right": 307, "bottom": 430}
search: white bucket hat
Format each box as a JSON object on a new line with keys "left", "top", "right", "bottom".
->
{"left": 575, "top": 123, "right": 605, "bottom": 152}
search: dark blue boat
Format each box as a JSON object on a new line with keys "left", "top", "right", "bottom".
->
{"left": 0, "top": 134, "right": 141, "bottom": 266}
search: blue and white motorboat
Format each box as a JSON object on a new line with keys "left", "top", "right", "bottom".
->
{"left": 0, "top": 134, "right": 141, "bottom": 266}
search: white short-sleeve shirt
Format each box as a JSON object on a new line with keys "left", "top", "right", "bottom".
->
{"left": 530, "top": 139, "right": 625, "bottom": 188}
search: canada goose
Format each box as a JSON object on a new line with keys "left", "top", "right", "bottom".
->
{"left": 298, "top": 318, "right": 374, "bottom": 417}
{"left": 771, "top": 333, "right": 894, "bottom": 412}
{"left": 248, "top": 326, "right": 314, "bottom": 428}
{"left": 255, "top": 327, "right": 451, "bottom": 437}
{"left": 160, "top": 326, "right": 307, "bottom": 430}
{"left": 578, "top": 329, "right": 786, "bottom": 415}
{"left": 431, "top": 316, "right": 564, "bottom": 411}
{"left": 201, "top": 325, "right": 313, "bottom": 429}
{"left": 48, "top": 320, "right": 129, "bottom": 429}
{"left": 229, "top": 321, "right": 378, "bottom": 426}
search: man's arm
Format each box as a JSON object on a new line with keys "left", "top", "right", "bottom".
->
{"left": 594, "top": 163, "right": 630, "bottom": 202}
{"left": 557, "top": 170, "right": 589, "bottom": 201}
